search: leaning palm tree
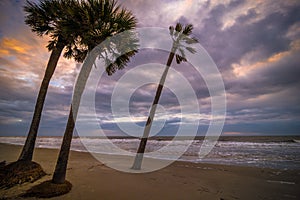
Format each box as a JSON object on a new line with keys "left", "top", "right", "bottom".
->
{"left": 52, "top": 0, "right": 137, "bottom": 184}
{"left": 23, "top": 0, "right": 138, "bottom": 197}
{"left": 20, "top": 0, "right": 86, "bottom": 162}
{"left": 0, "top": 0, "right": 85, "bottom": 189}
{"left": 131, "top": 23, "right": 198, "bottom": 170}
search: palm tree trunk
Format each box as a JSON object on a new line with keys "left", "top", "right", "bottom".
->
{"left": 52, "top": 50, "right": 98, "bottom": 184}
{"left": 132, "top": 49, "right": 176, "bottom": 170}
{"left": 18, "top": 37, "right": 65, "bottom": 161}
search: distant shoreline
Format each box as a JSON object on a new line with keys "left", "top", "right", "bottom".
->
{"left": 1, "top": 135, "right": 300, "bottom": 142}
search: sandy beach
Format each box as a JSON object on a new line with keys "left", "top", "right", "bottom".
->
{"left": 0, "top": 143, "right": 299, "bottom": 200}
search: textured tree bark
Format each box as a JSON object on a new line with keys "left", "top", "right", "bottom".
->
{"left": 132, "top": 50, "right": 175, "bottom": 170}
{"left": 51, "top": 106, "right": 75, "bottom": 184}
{"left": 52, "top": 50, "right": 98, "bottom": 184}
{"left": 19, "top": 37, "right": 65, "bottom": 161}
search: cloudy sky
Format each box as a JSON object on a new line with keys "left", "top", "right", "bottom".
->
{"left": 0, "top": 0, "right": 300, "bottom": 137}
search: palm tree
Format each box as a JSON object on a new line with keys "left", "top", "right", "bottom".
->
{"left": 0, "top": 0, "right": 88, "bottom": 189}
{"left": 24, "top": 0, "right": 138, "bottom": 197}
{"left": 23, "top": 1, "right": 138, "bottom": 197}
{"left": 131, "top": 23, "right": 198, "bottom": 170}
{"left": 19, "top": 0, "right": 85, "bottom": 162}
{"left": 52, "top": 0, "right": 137, "bottom": 185}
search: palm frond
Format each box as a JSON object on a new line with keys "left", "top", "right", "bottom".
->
{"left": 182, "top": 36, "right": 198, "bottom": 44}
{"left": 179, "top": 48, "right": 186, "bottom": 59}
{"left": 169, "top": 26, "right": 174, "bottom": 36}
{"left": 175, "top": 54, "right": 187, "bottom": 64}
{"left": 182, "top": 24, "right": 193, "bottom": 35}
{"left": 175, "top": 23, "right": 182, "bottom": 32}
{"left": 185, "top": 46, "right": 196, "bottom": 54}
{"left": 105, "top": 49, "right": 138, "bottom": 75}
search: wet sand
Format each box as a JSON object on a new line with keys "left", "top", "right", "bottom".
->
{"left": 0, "top": 143, "right": 299, "bottom": 200}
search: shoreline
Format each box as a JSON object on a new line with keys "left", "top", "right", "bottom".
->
{"left": 0, "top": 143, "right": 300, "bottom": 199}
{"left": 1, "top": 138, "right": 299, "bottom": 170}
{"left": 1, "top": 135, "right": 300, "bottom": 142}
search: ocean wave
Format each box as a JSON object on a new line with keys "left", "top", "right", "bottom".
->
{"left": 1, "top": 136, "right": 300, "bottom": 169}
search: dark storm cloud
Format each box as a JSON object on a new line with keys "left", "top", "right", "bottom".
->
{"left": 196, "top": 2, "right": 300, "bottom": 72}
{"left": 227, "top": 45, "right": 300, "bottom": 97}
{"left": 0, "top": 0, "right": 300, "bottom": 136}
{"left": 179, "top": 0, "right": 300, "bottom": 135}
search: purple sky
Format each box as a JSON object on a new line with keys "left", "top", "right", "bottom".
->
{"left": 0, "top": 0, "right": 300, "bottom": 137}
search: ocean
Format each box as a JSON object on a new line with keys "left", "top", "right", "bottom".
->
{"left": 1, "top": 136, "right": 300, "bottom": 170}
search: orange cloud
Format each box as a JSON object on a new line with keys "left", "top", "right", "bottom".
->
{"left": 0, "top": 37, "right": 32, "bottom": 55}
{"left": 232, "top": 39, "right": 300, "bottom": 77}
{"left": 0, "top": 36, "right": 76, "bottom": 90}
{"left": 0, "top": 49, "right": 9, "bottom": 55}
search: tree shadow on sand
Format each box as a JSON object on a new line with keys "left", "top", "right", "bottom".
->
{"left": 20, "top": 180, "right": 72, "bottom": 198}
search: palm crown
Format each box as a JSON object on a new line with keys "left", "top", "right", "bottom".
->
{"left": 169, "top": 23, "right": 198, "bottom": 64}
{"left": 24, "top": 0, "right": 81, "bottom": 56}
{"left": 24, "top": 0, "right": 138, "bottom": 71}
{"left": 63, "top": 0, "right": 138, "bottom": 74}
